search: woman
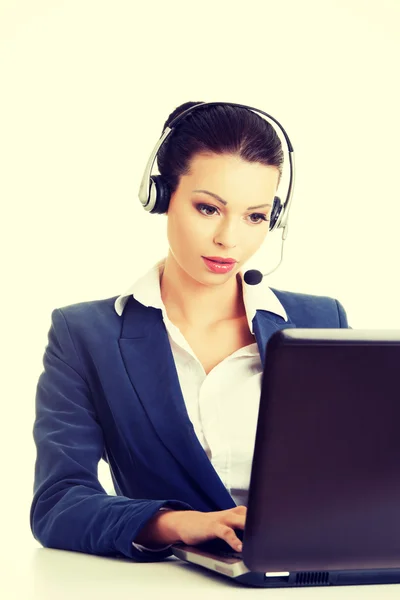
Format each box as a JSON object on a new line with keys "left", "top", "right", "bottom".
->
{"left": 30, "top": 101, "right": 349, "bottom": 561}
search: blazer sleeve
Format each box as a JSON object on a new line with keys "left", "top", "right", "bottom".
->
{"left": 335, "top": 299, "right": 351, "bottom": 328}
{"left": 30, "top": 308, "right": 192, "bottom": 561}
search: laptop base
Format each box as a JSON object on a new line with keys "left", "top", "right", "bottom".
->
{"left": 172, "top": 545, "right": 400, "bottom": 588}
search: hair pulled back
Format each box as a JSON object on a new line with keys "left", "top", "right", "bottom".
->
{"left": 156, "top": 101, "right": 284, "bottom": 197}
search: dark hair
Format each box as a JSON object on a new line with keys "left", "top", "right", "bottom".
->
{"left": 156, "top": 101, "right": 284, "bottom": 197}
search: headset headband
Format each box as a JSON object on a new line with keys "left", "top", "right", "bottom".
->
{"left": 138, "top": 101, "right": 295, "bottom": 234}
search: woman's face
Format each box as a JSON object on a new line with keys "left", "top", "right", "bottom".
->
{"left": 166, "top": 152, "right": 280, "bottom": 285}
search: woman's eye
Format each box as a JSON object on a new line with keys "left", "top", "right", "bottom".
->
{"left": 197, "top": 203, "right": 217, "bottom": 216}
{"left": 196, "top": 203, "right": 269, "bottom": 225}
{"left": 249, "top": 213, "right": 269, "bottom": 224}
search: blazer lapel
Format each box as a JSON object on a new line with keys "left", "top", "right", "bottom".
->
{"left": 118, "top": 297, "right": 235, "bottom": 511}
{"left": 252, "top": 309, "right": 296, "bottom": 366}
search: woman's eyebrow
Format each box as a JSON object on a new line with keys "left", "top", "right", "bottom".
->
{"left": 192, "top": 189, "right": 271, "bottom": 210}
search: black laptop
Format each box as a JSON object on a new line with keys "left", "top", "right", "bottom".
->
{"left": 172, "top": 328, "right": 400, "bottom": 588}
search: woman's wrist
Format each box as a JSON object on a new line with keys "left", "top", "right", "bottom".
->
{"left": 134, "top": 509, "right": 186, "bottom": 548}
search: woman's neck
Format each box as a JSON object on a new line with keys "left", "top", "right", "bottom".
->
{"left": 160, "top": 253, "right": 246, "bottom": 329}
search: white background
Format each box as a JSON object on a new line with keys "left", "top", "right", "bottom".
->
{"left": 0, "top": 0, "right": 399, "bottom": 557}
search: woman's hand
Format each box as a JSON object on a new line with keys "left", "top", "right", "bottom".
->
{"left": 135, "top": 506, "right": 247, "bottom": 551}
{"left": 173, "top": 505, "right": 247, "bottom": 551}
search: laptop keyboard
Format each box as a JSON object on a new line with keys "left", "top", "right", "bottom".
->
{"left": 194, "top": 534, "right": 243, "bottom": 559}
{"left": 211, "top": 549, "right": 243, "bottom": 559}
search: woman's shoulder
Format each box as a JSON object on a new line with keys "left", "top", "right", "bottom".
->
{"left": 49, "top": 296, "right": 123, "bottom": 339}
{"left": 50, "top": 294, "right": 157, "bottom": 337}
{"left": 270, "top": 286, "right": 340, "bottom": 304}
{"left": 269, "top": 286, "right": 348, "bottom": 327}
{"left": 56, "top": 295, "right": 120, "bottom": 319}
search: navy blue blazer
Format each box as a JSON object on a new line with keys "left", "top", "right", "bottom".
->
{"left": 30, "top": 288, "right": 349, "bottom": 561}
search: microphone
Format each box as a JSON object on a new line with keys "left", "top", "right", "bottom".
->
{"left": 243, "top": 224, "right": 288, "bottom": 285}
{"left": 243, "top": 269, "right": 264, "bottom": 285}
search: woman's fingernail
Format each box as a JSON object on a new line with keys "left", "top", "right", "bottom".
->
{"left": 237, "top": 543, "right": 243, "bottom": 552}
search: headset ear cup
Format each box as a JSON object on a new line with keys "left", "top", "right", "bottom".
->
{"left": 269, "top": 196, "right": 283, "bottom": 231}
{"left": 149, "top": 175, "right": 171, "bottom": 214}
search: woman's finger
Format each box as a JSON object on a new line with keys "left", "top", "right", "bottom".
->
{"left": 217, "top": 524, "right": 243, "bottom": 552}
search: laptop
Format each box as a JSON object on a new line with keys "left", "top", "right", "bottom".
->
{"left": 171, "top": 328, "right": 400, "bottom": 588}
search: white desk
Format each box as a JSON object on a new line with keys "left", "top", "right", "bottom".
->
{"left": 3, "top": 542, "right": 400, "bottom": 600}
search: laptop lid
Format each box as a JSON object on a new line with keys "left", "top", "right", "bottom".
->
{"left": 242, "top": 328, "right": 400, "bottom": 574}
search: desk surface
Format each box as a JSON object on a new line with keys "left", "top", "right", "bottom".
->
{"left": 3, "top": 541, "right": 400, "bottom": 600}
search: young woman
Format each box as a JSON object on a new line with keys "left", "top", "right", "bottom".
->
{"left": 30, "top": 101, "right": 349, "bottom": 561}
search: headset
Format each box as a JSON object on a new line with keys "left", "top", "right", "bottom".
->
{"left": 138, "top": 101, "right": 295, "bottom": 241}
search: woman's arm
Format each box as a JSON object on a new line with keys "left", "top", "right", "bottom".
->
{"left": 30, "top": 308, "right": 191, "bottom": 560}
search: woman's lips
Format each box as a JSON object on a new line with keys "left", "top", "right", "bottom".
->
{"left": 203, "top": 256, "right": 236, "bottom": 264}
{"left": 202, "top": 257, "right": 236, "bottom": 273}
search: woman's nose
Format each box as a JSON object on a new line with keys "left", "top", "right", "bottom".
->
{"left": 213, "top": 220, "right": 239, "bottom": 248}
